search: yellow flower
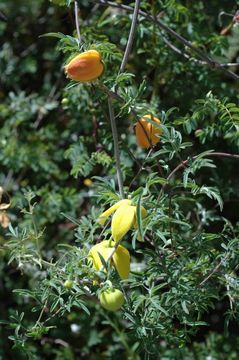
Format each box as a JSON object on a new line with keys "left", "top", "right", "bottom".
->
{"left": 98, "top": 199, "right": 131, "bottom": 225}
{"left": 98, "top": 199, "right": 147, "bottom": 242}
{"left": 88, "top": 240, "right": 130, "bottom": 279}
{"left": 111, "top": 204, "right": 136, "bottom": 243}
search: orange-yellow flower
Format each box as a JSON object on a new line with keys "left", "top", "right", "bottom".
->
{"left": 65, "top": 50, "right": 104, "bottom": 82}
{"left": 88, "top": 240, "right": 130, "bottom": 280}
{"left": 135, "top": 114, "right": 162, "bottom": 149}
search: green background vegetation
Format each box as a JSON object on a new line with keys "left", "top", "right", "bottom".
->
{"left": 0, "top": 0, "right": 239, "bottom": 359}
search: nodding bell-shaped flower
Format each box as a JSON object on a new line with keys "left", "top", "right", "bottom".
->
{"left": 88, "top": 240, "right": 130, "bottom": 279}
{"left": 98, "top": 199, "right": 147, "bottom": 243}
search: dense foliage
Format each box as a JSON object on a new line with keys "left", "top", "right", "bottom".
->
{"left": 0, "top": 0, "right": 239, "bottom": 359}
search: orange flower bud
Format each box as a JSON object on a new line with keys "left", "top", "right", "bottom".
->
{"left": 65, "top": 50, "right": 104, "bottom": 82}
{"left": 135, "top": 114, "right": 162, "bottom": 149}
{"left": 83, "top": 178, "right": 93, "bottom": 187}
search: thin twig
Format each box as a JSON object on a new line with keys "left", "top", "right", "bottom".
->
{"left": 108, "top": 96, "right": 124, "bottom": 198}
{"left": 226, "top": 281, "right": 234, "bottom": 310}
{"left": 36, "top": 300, "right": 48, "bottom": 325}
{"left": 101, "top": 85, "right": 154, "bottom": 148}
{"left": 199, "top": 258, "right": 225, "bottom": 286}
{"left": 92, "top": 0, "right": 239, "bottom": 81}
{"left": 168, "top": 152, "right": 239, "bottom": 183}
{"left": 106, "top": 243, "right": 119, "bottom": 264}
{"left": 129, "top": 148, "right": 153, "bottom": 189}
{"left": 33, "top": 76, "right": 62, "bottom": 128}
{"left": 159, "top": 151, "right": 239, "bottom": 198}
{"left": 101, "top": 1, "right": 141, "bottom": 199}
{"left": 167, "top": 191, "right": 176, "bottom": 252}
{"left": 97, "top": 219, "right": 111, "bottom": 242}
{"left": 74, "top": 1, "right": 81, "bottom": 45}
{"left": 41, "top": 337, "right": 69, "bottom": 348}
{"left": 102, "top": 85, "right": 156, "bottom": 192}
{"left": 220, "top": 63, "right": 239, "bottom": 68}
{"left": 163, "top": 36, "right": 239, "bottom": 68}
{"left": 123, "top": 143, "right": 142, "bottom": 168}
{"left": 218, "top": 11, "right": 234, "bottom": 26}
{"left": 106, "top": 0, "right": 140, "bottom": 197}
{"left": 100, "top": 242, "right": 120, "bottom": 274}
{"left": 120, "top": 0, "right": 141, "bottom": 73}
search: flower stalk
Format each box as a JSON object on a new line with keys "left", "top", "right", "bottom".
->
{"left": 74, "top": 1, "right": 81, "bottom": 45}
{"left": 119, "top": 0, "right": 141, "bottom": 73}
{"left": 107, "top": 96, "right": 124, "bottom": 199}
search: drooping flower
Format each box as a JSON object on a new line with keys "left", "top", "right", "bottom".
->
{"left": 98, "top": 199, "right": 132, "bottom": 225}
{"left": 98, "top": 199, "right": 147, "bottom": 243}
{"left": 88, "top": 240, "right": 130, "bottom": 279}
{"left": 65, "top": 50, "right": 104, "bottom": 82}
{"left": 135, "top": 114, "right": 162, "bottom": 149}
{"left": 111, "top": 204, "right": 136, "bottom": 244}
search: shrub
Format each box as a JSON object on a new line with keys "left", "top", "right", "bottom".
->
{"left": 1, "top": 0, "right": 239, "bottom": 359}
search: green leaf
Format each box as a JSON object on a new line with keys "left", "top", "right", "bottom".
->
{"left": 182, "top": 301, "right": 189, "bottom": 314}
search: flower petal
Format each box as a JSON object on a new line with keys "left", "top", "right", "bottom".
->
{"left": 113, "top": 244, "right": 130, "bottom": 279}
{"left": 88, "top": 240, "right": 130, "bottom": 280}
{"left": 111, "top": 205, "right": 135, "bottom": 242}
{"left": 98, "top": 199, "right": 132, "bottom": 225}
{"left": 88, "top": 240, "right": 111, "bottom": 270}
